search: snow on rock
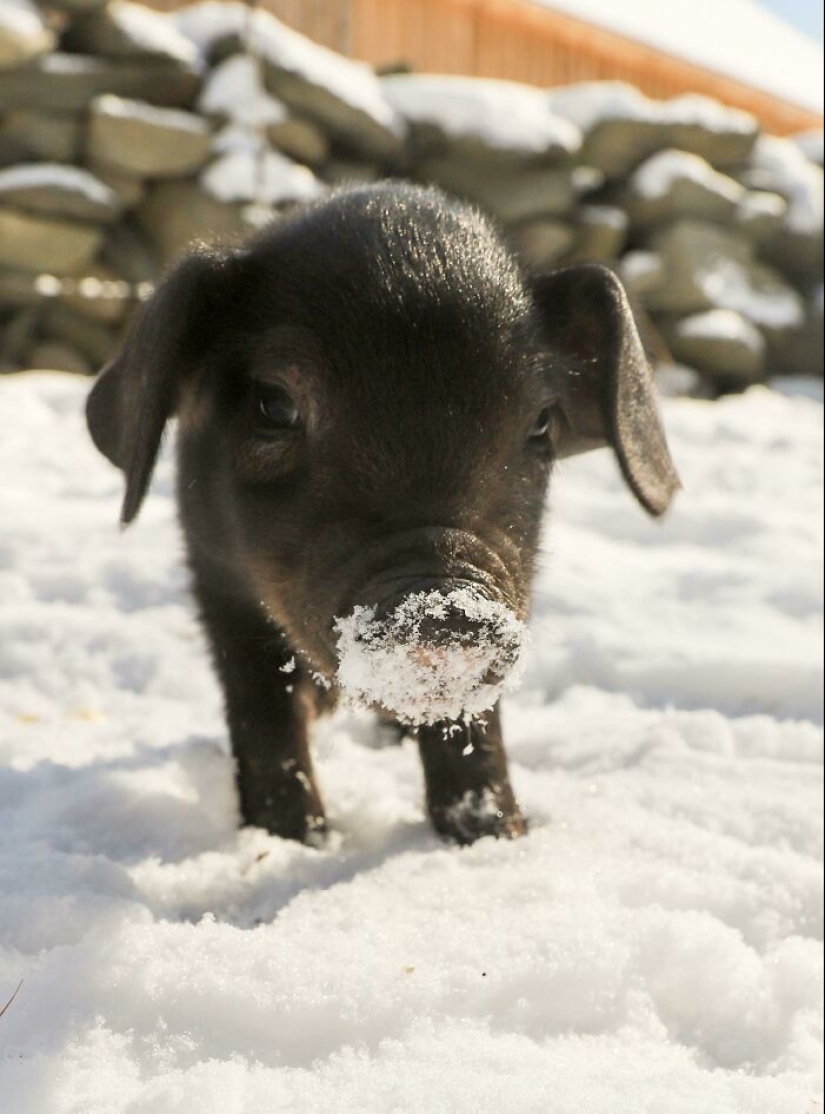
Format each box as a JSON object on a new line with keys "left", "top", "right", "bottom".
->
{"left": 0, "top": 162, "right": 122, "bottom": 223}
{"left": 736, "top": 189, "right": 789, "bottom": 239}
{"left": 64, "top": 0, "right": 201, "bottom": 68}
{"left": 631, "top": 148, "right": 744, "bottom": 204}
{"left": 0, "top": 373, "right": 822, "bottom": 1112}
{"left": 619, "top": 248, "right": 666, "bottom": 293}
{"left": 382, "top": 73, "right": 581, "bottom": 161}
{"left": 92, "top": 92, "right": 208, "bottom": 136}
{"left": 665, "top": 309, "right": 767, "bottom": 383}
{"left": 795, "top": 130, "right": 825, "bottom": 169}
{"left": 201, "top": 147, "right": 322, "bottom": 206}
{"left": 88, "top": 94, "right": 212, "bottom": 180}
{"left": 746, "top": 136, "right": 825, "bottom": 237}
{"left": 0, "top": 161, "right": 114, "bottom": 201}
{"left": 624, "top": 149, "right": 746, "bottom": 228}
{"left": 678, "top": 308, "right": 765, "bottom": 348}
{"left": 0, "top": 0, "right": 53, "bottom": 70}
{"left": 547, "top": 81, "right": 756, "bottom": 138}
{"left": 699, "top": 263, "right": 805, "bottom": 331}
{"left": 174, "top": 1, "right": 404, "bottom": 159}
{"left": 335, "top": 590, "right": 528, "bottom": 725}
{"left": 546, "top": 83, "right": 759, "bottom": 180}
{"left": 198, "top": 53, "right": 287, "bottom": 129}
{"left": 646, "top": 221, "right": 807, "bottom": 332}
{"left": 103, "top": 0, "right": 199, "bottom": 65}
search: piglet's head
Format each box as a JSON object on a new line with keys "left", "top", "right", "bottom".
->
{"left": 87, "top": 184, "right": 679, "bottom": 721}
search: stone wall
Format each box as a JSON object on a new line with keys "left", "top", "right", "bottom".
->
{"left": 1, "top": 0, "right": 822, "bottom": 389}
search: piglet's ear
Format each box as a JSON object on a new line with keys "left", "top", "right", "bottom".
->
{"left": 533, "top": 263, "right": 681, "bottom": 517}
{"left": 87, "top": 246, "right": 241, "bottom": 526}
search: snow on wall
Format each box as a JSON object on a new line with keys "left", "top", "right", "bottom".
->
{"left": 631, "top": 148, "right": 746, "bottom": 203}
{"left": 546, "top": 82, "right": 758, "bottom": 135}
{"left": 382, "top": 73, "right": 581, "bottom": 157}
{"left": 174, "top": 0, "right": 404, "bottom": 136}
{"left": 0, "top": 373, "right": 821, "bottom": 1111}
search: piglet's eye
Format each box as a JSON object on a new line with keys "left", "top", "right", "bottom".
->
{"left": 255, "top": 383, "right": 300, "bottom": 429}
{"left": 530, "top": 408, "right": 552, "bottom": 441}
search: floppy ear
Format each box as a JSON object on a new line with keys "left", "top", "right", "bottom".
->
{"left": 533, "top": 262, "right": 681, "bottom": 517}
{"left": 87, "top": 246, "right": 240, "bottom": 526}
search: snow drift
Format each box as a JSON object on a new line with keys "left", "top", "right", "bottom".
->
{"left": 0, "top": 373, "right": 822, "bottom": 1113}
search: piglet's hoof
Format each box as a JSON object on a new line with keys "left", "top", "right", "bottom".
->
{"left": 251, "top": 810, "right": 328, "bottom": 846}
{"left": 242, "top": 780, "right": 327, "bottom": 845}
{"left": 429, "top": 788, "right": 527, "bottom": 846}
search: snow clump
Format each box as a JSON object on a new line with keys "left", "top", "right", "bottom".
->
{"left": 335, "top": 588, "right": 529, "bottom": 725}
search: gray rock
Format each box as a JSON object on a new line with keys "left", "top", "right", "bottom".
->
{"left": 643, "top": 221, "right": 806, "bottom": 333}
{"left": 383, "top": 73, "right": 580, "bottom": 167}
{"left": 580, "top": 118, "right": 666, "bottom": 179}
{"left": 268, "top": 117, "right": 330, "bottom": 167}
{"left": 0, "top": 0, "right": 54, "bottom": 71}
{"left": 624, "top": 149, "right": 744, "bottom": 229}
{"left": 0, "top": 163, "right": 122, "bottom": 223}
{"left": 655, "top": 362, "right": 714, "bottom": 399}
{"left": 90, "top": 163, "right": 146, "bottom": 208}
{"left": 173, "top": 4, "right": 403, "bottom": 160}
{"left": 735, "top": 191, "right": 789, "bottom": 243}
{"left": 0, "top": 262, "right": 132, "bottom": 325}
{"left": 40, "top": 304, "right": 117, "bottom": 367}
{"left": 665, "top": 118, "right": 761, "bottom": 172}
{"left": 417, "top": 156, "right": 576, "bottom": 223}
{"left": 26, "top": 340, "right": 92, "bottom": 374}
{"left": 662, "top": 309, "right": 766, "bottom": 382}
{"left": 619, "top": 251, "right": 669, "bottom": 302}
{"left": 321, "top": 159, "right": 382, "bottom": 187}
{"left": 571, "top": 205, "right": 629, "bottom": 262}
{"left": 548, "top": 83, "right": 759, "bottom": 180}
{"left": 0, "top": 109, "right": 81, "bottom": 166}
{"left": 0, "top": 53, "right": 202, "bottom": 113}
{"left": 62, "top": 1, "right": 200, "bottom": 67}
{"left": 761, "top": 223, "right": 824, "bottom": 290}
{"left": 794, "top": 130, "right": 824, "bottom": 169}
{"left": 763, "top": 227, "right": 824, "bottom": 288}
{"left": 572, "top": 166, "right": 607, "bottom": 197}
{"left": 100, "top": 220, "right": 161, "bottom": 284}
{"left": 508, "top": 219, "right": 576, "bottom": 271}
{"left": 1, "top": 306, "right": 40, "bottom": 366}
{"left": 0, "top": 206, "right": 104, "bottom": 274}
{"left": 0, "top": 268, "right": 44, "bottom": 307}
{"left": 766, "top": 296, "right": 824, "bottom": 378}
{"left": 264, "top": 62, "right": 403, "bottom": 164}
{"left": 59, "top": 264, "right": 132, "bottom": 325}
{"left": 88, "top": 95, "right": 212, "bottom": 179}
{"left": 39, "top": 0, "right": 107, "bottom": 12}
{"left": 740, "top": 136, "right": 824, "bottom": 283}
{"left": 138, "top": 180, "right": 249, "bottom": 261}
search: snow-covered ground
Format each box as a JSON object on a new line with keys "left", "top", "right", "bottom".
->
{"left": 0, "top": 371, "right": 822, "bottom": 1113}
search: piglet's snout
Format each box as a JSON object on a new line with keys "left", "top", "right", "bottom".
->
{"left": 372, "top": 582, "right": 516, "bottom": 684}
{"left": 334, "top": 581, "right": 529, "bottom": 725}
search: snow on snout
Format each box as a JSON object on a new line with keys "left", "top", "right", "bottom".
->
{"left": 334, "top": 587, "right": 529, "bottom": 725}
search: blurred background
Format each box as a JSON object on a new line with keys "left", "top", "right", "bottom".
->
{"left": 0, "top": 0, "right": 822, "bottom": 392}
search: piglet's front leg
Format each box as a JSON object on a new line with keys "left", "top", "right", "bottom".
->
{"left": 197, "top": 587, "right": 326, "bottom": 843}
{"left": 417, "top": 704, "right": 526, "bottom": 845}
